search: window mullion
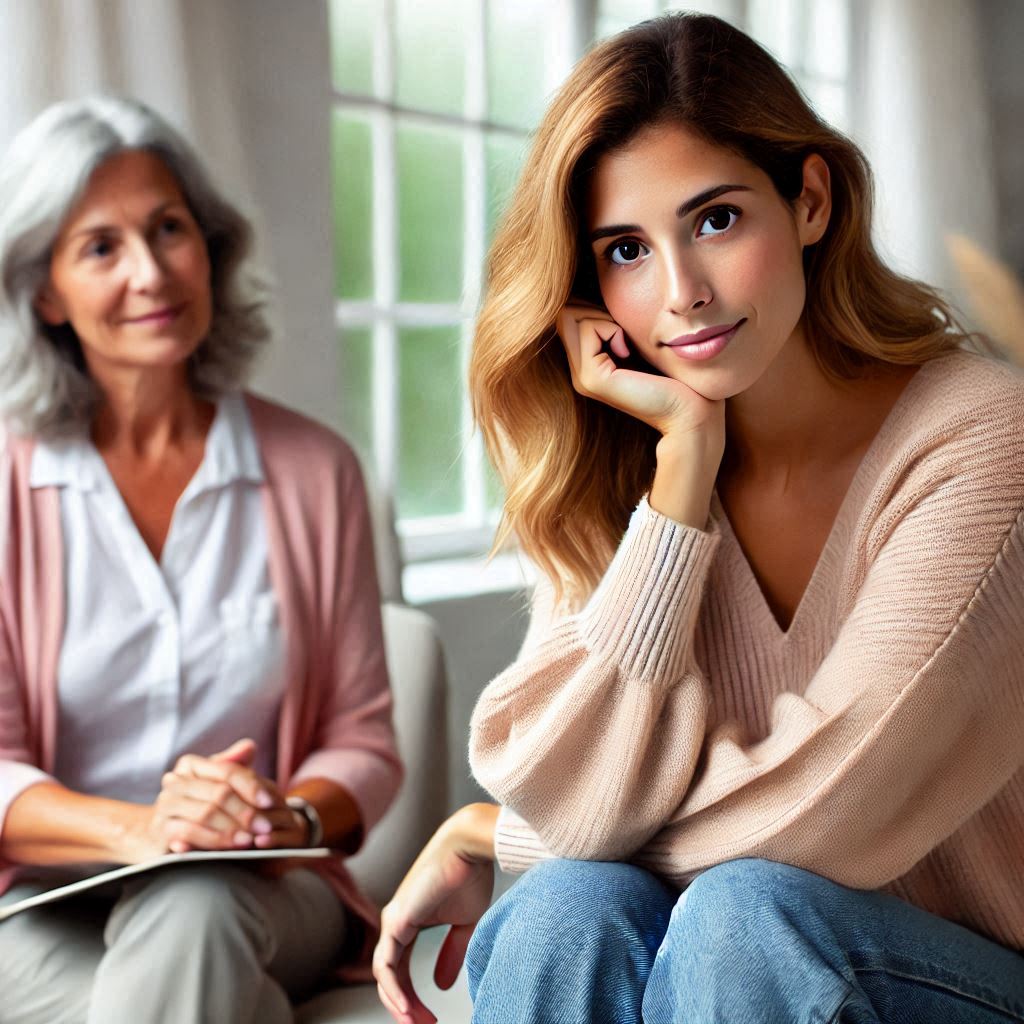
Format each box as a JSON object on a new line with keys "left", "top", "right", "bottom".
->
{"left": 462, "top": 0, "right": 488, "bottom": 528}
{"left": 372, "top": 0, "right": 399, "bottom": 497}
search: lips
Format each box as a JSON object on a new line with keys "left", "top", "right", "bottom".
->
{"left": 660, "top": 318, "right": 746, "bottom": 362}
{"left": 125, "top": 302, "right": 185, "bottom": 324}
{"left": 662, "top": 318, "right": 746, "bottom": 348}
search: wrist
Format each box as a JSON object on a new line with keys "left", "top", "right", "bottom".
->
{"left": 110, "top": 801, "right": 160, "bottom": 863}
{"left": 443, "top": 803, "right": 499, "bottom": 862}
{"left": 650, "top": 434, "right": 719, "bottom": 529}
{"left": 285, "top": 796, "right": 324, "bottom": 848}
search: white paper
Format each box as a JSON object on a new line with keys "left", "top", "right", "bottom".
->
{"left": 0, "top": 847, "right": 333, "bottom": 922}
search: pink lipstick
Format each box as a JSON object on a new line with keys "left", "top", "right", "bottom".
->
{"left": 661, "top": 318, "right": 745, "bottom": 361}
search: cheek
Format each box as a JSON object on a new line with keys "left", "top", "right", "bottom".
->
{"left": 732, "top": 229, "right": 806, "bottom": 324}
{"left": 598, "top": 269, "right": 660, "bottom": 339}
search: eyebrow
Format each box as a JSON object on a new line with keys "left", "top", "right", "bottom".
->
{"left": 589, "top": 184, "right": 753, "bottom": 244}
{"left": 67, "top": 200, "right": 185, "bottom": 243}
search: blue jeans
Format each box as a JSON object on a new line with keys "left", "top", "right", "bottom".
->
{"left": 466, "top": 858, "right": 1024, "bottom": 1023}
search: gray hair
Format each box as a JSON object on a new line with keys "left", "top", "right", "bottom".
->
{"left": 0, "top": 95, "right": 271, "bottom": 435}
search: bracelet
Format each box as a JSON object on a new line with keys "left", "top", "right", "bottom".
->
{"left": 285, "top": 796, "right": 324, "bottom": 848}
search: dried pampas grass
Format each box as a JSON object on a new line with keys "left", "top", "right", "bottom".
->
{"left": 946, "top": 233, "right": 1024, "bottom": 366}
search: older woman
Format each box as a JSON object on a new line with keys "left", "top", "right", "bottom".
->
{"left": 0, "top": 96, "right": 400, "bottom": 1023}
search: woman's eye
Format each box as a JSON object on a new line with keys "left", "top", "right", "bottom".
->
{"left": 607, "top": 239, "right": 649, "bottom": 266}
{"left": 84, "top": 239, "right": 114, "bottom": 259}
{"left": 697, "top": 206, "right": 739, "bottom": 237}
{"left": 158, "top": 217, "right": 183, "bottom": 236}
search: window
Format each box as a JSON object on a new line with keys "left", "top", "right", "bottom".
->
{"left": 329, "top": 0, "right": 850, "bottom": 565}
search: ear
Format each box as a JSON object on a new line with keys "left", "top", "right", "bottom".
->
{"left": 794, "top": 153, "right": 831, "bottom": 247}
{"left": 34, "top": 281, "right": 67, "bottom": 326}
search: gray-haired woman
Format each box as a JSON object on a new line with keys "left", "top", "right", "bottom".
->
{"left": 0, "top": 97, "right": 401, "bottom": 1022}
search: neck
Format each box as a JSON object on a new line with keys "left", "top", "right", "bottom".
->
{"left": 89, "top": 365, "right": 210, "bottom": 458}
{"left": 721, "top": 325, "right": 906, "bottom": 482}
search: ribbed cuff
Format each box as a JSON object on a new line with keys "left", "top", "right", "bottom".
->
{"left": 493, "top": 805, "right": 554, "bottom": 874}
{"left": 579, "top": 497, "right": 719, "bottom": 685}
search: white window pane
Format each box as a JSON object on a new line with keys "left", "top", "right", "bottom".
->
{"left": 329, "top": 0, "right": 377, "bottom": 96}
{"left": 596, "top": 0, "right": 660, "bottom": 39}
{"left": 748, "top": 0, "right": 800, "bottom": 68}
{"left": 802, "top": 77, "right": 848, "bottom": 132}
{"left": 395, "top": 0, "right": 472, "bottom": 116}
{"left": 661, "top": 0, "right": 744, "bottom": 23}
{"left": 487, "top": 0, "right": 556, "bottom": 130}
{"left": 807, "top": 0, "right": 849, "bottom": 80}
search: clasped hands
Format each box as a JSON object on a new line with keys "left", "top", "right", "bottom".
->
{"left": 143, "top": 737, "right": 307, "bottom": 857}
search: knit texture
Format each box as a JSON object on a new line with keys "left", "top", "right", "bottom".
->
{"left": 469, "top": 350, "right": 1024, "bottom": 952}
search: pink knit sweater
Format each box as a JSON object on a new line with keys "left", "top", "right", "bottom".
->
{"left": 0, "top": 394, "right": 402, "bottom": 979}
{"left": 470, "top": 349, "right": 1024, "bottom": 953}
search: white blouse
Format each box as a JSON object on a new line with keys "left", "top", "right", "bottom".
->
{"left": 29, "top": 393, "right": 286, "bottom": 805}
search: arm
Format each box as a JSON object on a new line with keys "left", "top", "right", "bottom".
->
{"left": 474, "top": 443, "right": 1024, "bottom": 889}
{"left": 287, "top": 449, "right": 402, "bottom": 852}
{"left": 470, "top": 497, "right": 720, "bottom": 862}
{"left": 374, "top": 803, "right": 499, "bottom": 1024}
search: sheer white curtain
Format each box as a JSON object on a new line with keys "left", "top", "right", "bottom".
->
{"left": 0, "top": 0, "right": 342, "bottom": 431}
{"left": 850, "top": 0, "right": 998, "bottom": 310}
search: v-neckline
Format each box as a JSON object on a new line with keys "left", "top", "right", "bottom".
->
{"left": 709, "top": 359, "right": 933, "bottom": 642}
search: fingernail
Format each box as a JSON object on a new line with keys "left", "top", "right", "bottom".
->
{"left": 256, "top": 790, "right": 274, "bottom": 809}
{"left": 252, "top": 816, "right": 272, "bottom": 834}
{"left": 234, "top": 831, "right": 253, "bottom": 846}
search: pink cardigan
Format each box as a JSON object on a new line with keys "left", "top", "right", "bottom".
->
{"left": 0, "top": 393, "right": 402, "bottom": 980}
{"left": 471, "top": 350, "right": 1024, "bottom": 952}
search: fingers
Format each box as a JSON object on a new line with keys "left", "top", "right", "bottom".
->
{"left": 557, "top": 305, "right": 629, "bottom": 399}
{"left": 211, "top": 737, "right": 257, "bottom": 767}
{"left": 434, "top": 923, "right": 473, "bottom": 990}
{"left": 171, "top": 752, "right": 276, "bottom": 811}
{"left": 373, "top": 931, "right": 436, "bottom": 1024}
{"left": 157, "top": 749, "right": 291, "bottom": 852}
{"left": 160, "top": 774, "right": 264, "bottom": 832}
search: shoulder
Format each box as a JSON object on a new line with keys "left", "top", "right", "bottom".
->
{"left": 242, "top": 391, "right": 364, "bottom": 488}
{"left": 860, "top": 351, "right": 1024, "bottom": 560}
{"left": 880, "top": 350, "right": 1024, "bottom": 481}
{"left": 908, "top": 348, "right": 1023, "bottom": 430}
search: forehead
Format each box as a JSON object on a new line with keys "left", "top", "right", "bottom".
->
{"left": 59, "top": 149, "right": 186, "bottom": 233}
{"left": 585, "top": 123, "right": 765, "bottom": 228}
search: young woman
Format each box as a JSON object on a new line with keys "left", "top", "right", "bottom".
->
{"left": 0, "top": 97, "right": 401, "bottom": 1022}
{"left": 374, "top": 12, "right": 1024, "bottom": 1024}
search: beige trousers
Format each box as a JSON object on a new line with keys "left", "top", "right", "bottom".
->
{"left": 0, "top": 863, "right": 349, "bottom": 1024}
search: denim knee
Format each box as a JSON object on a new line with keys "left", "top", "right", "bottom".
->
{"left": 468, "top": 858, "right": 671, "bottom": 968}
{"left": 466, "top": 859, "right": 676, "bottom": 1024}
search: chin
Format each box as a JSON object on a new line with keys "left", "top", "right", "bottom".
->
{"left": 662, "top": 363, "right": 749, "bottom": 403}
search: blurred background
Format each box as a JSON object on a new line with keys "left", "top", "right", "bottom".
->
{"left": 1, "top": 0, "right": 1020, "bottom": 809}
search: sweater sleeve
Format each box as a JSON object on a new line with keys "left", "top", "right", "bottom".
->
{"left": 0, "top": 445, "right": 54, "bottom": 842}
{"left": 290, "top": 451, "right": 403, "bottom": 843}
{"left": 470, "top": 498, "right": 721, "bottom": 863}
{"left": 474, "top": 443, "right": 1024, "bottom": 889}
{"left": 0, "top": 624, "right": 54, "bottom": 840}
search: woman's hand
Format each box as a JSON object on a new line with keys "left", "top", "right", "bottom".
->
{"left": 147, "top": 739, "right": 306, "bottom": 855}
{"left": 374, "top": 803, "right": 499, "bottom": 1024}
{"left": 557, "top": 302, "right": 723, "bottom": 440}
{"left": 558, "top": 302, "right": 725, "bottom": 528}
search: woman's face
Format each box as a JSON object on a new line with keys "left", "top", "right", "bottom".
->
{"left": 586, "top": 122, "right": 830, "bottom": 401}
{"left": 37, "top": 149, "right": 213, "bottom": 380}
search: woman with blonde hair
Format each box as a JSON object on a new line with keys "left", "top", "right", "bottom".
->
{"left": 0, "top": 96, "right": 401, "bottom": 1022}
{"left": 375, "top": 12, "right": 1024, "bottom": 1023}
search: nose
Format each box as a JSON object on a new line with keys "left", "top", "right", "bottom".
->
{"left": 661, "top": 250, "right": 712, "bottom": 314}
{"left": 126, "top": 237, "right": 167, "bottom": 291}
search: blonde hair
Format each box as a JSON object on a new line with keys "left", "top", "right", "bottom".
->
{"left": 470, "top": 12, "right": 977, "bottom": 607}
